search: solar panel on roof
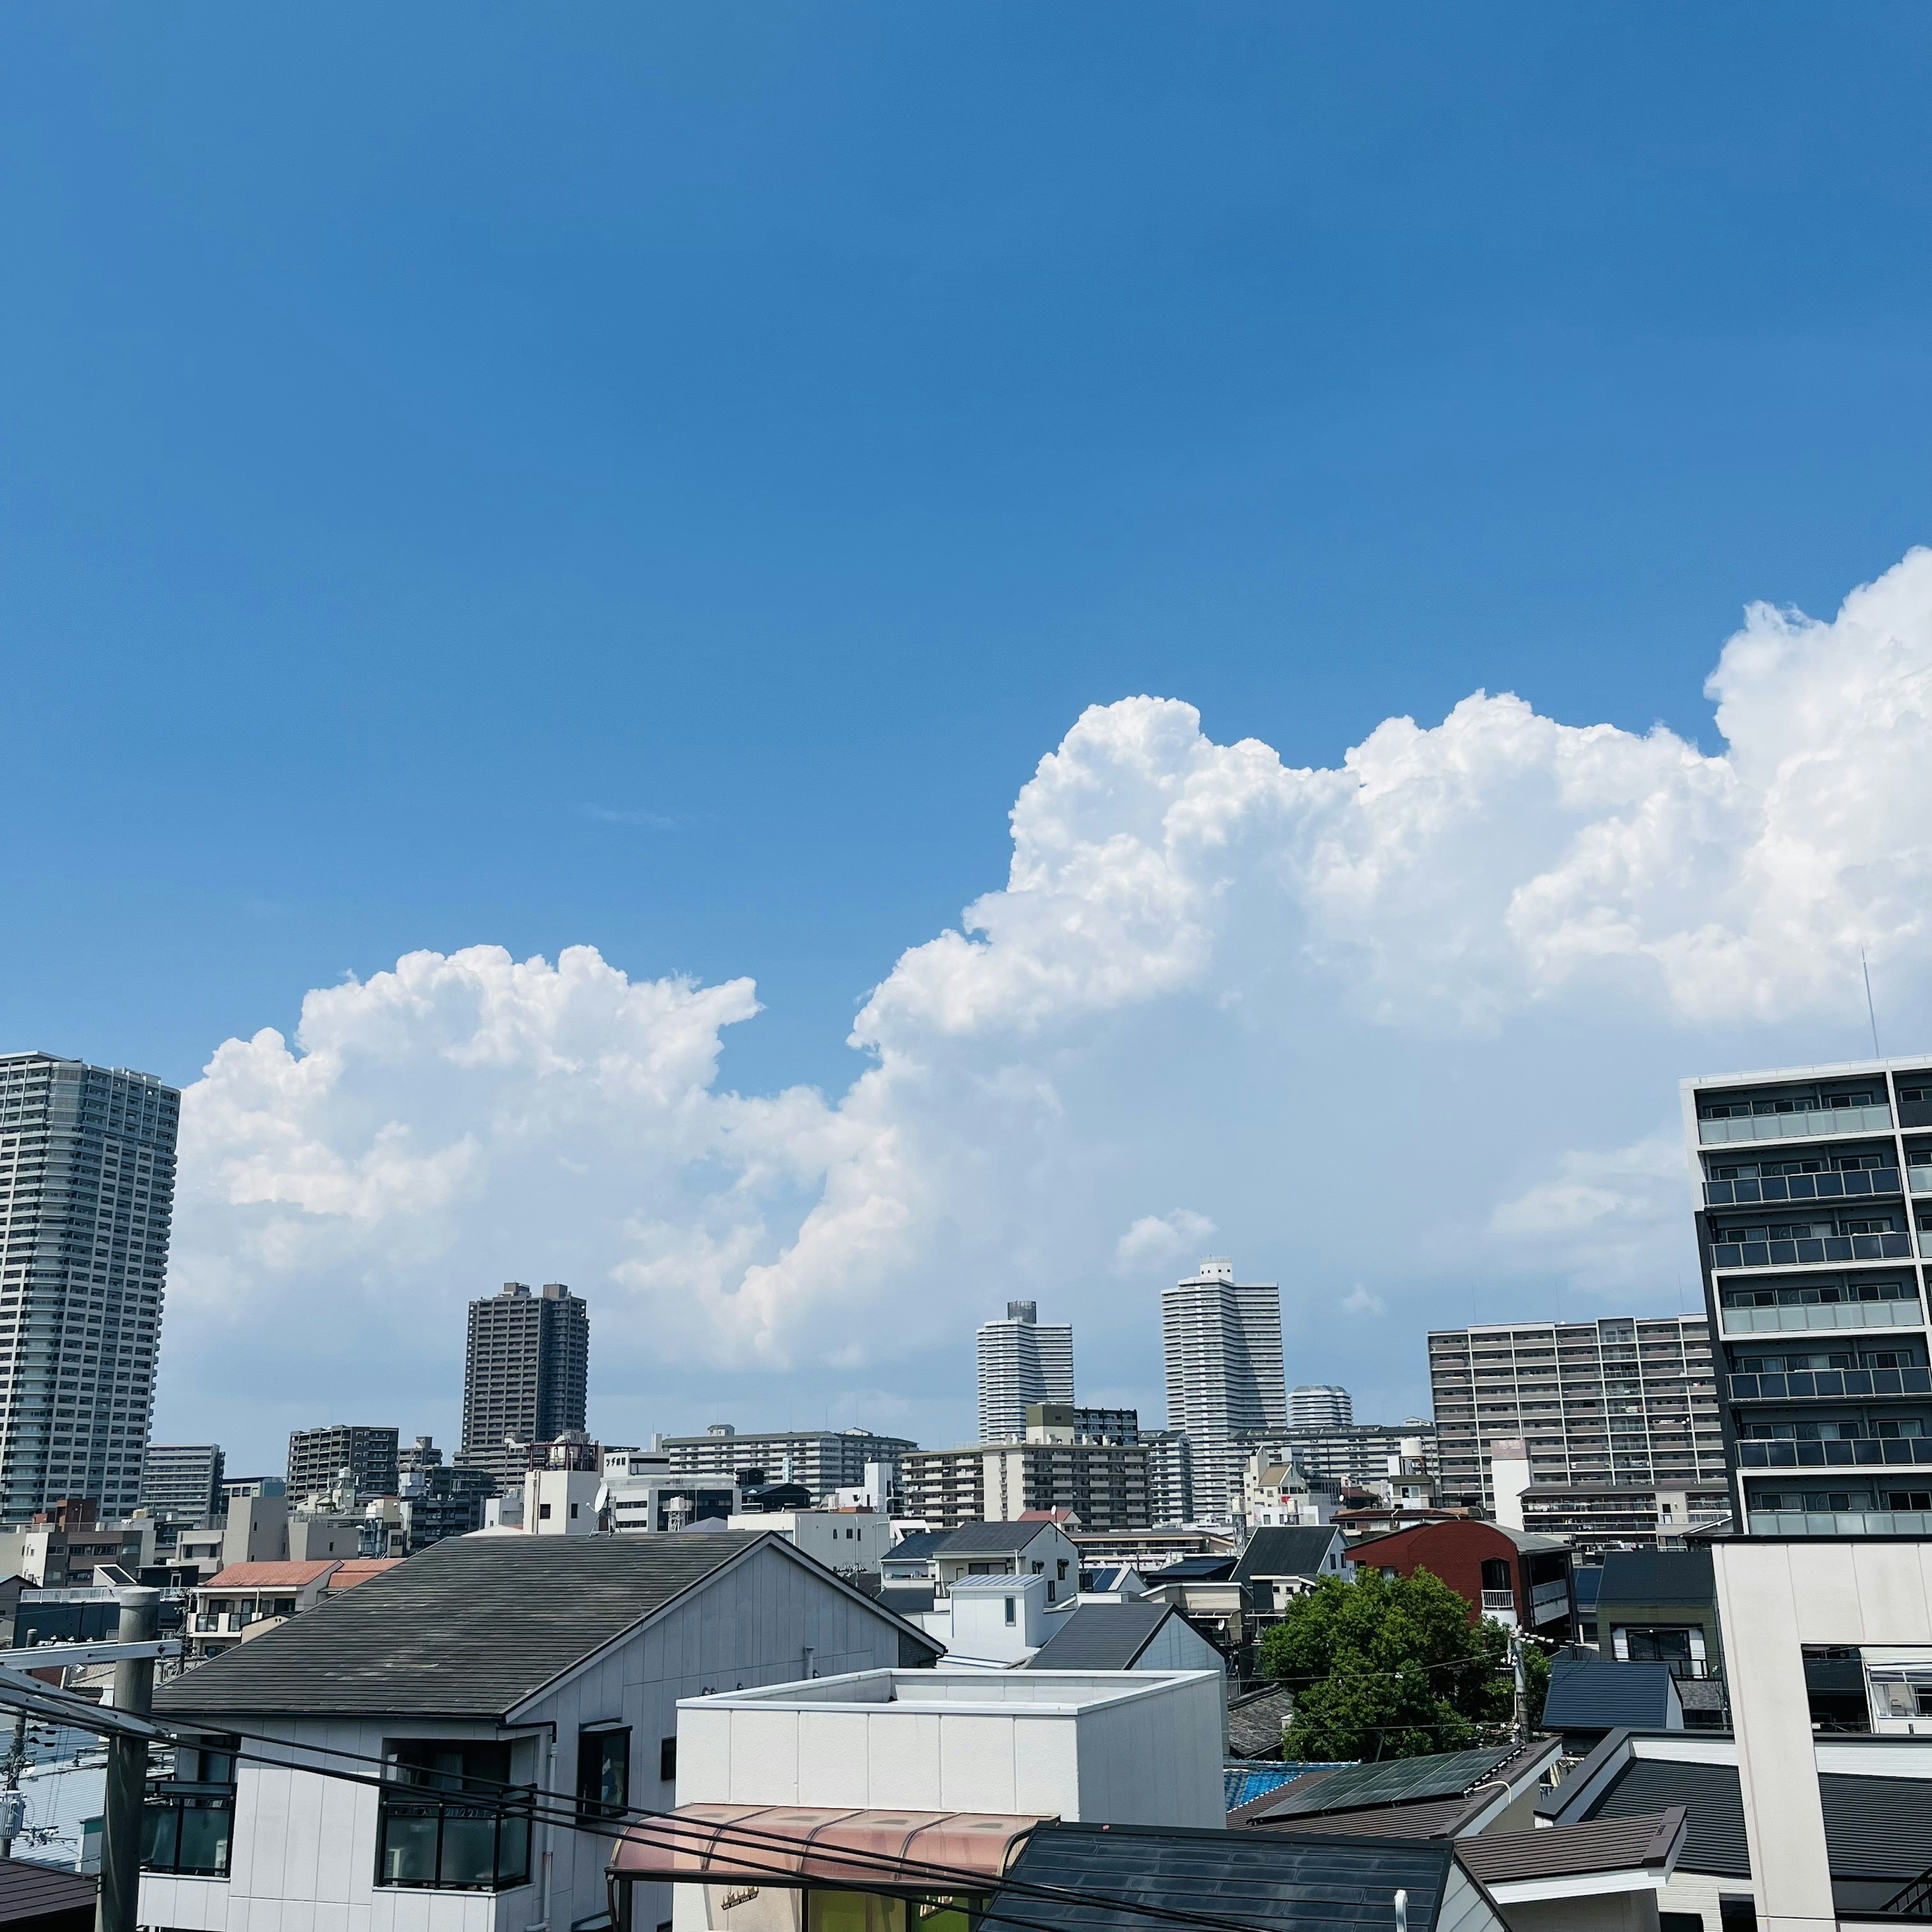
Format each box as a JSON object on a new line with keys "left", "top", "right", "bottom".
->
{"left": 1257, "top": 1743, "right": 1515, "bottom": 1817}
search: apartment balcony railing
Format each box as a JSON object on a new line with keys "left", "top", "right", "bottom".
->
{"left": 1698, "top": 1103, "right": 1892, "bottom": 1145}
{"left": 1709, "top": 1233, "right": 1912, "bottom": 1270}
{"left": 1738, "top": 1438, "right": 1932, "bottom": 1469}
{"left": 1703, "top": 1168, "right": 1899, "bottom": 1206}
{"left": 1909, "top": 1165, "right": 1932, "bottom": 1195}
{"left": 1480, "top": 1589, "right": 1517, "bottom": 1617}
{"left": 1728, "top": 1367, "right": 1932, "bottom": 1401}
{"left": 1530, "top": 1578, "right": 1571, "bottom": 1615}
{"left": 1749, "top": 1508, "right": 1932, "bottom": 1537}
{"left": 1721, "top": 1300, "right": 1925, "bottom": 1335}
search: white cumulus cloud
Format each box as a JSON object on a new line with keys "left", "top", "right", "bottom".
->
{"left": 164, "top": 551, "right": 1932, "bottom": 1458}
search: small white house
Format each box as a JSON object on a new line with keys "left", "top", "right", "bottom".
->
{"left": 145, "top": 1530, "right": 940, "bottom": 1932}
{"left": 930, "top": 1571, "right": 1069, "bottom": 1666}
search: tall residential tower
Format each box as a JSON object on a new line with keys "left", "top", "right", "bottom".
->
{"left": 459, "top": 1281, "right": 590, "bottom": 1487}
{"left": 1684, "top": 1055, "right": 1932, "bottom": 1538}
{"left": 1160, "top": 1257, "right": 1287, "bottom": 1523}
{"left": 0, "top": 1053, "right": 178, "bottom": 1520}
{"left": 976, "top": 1301, "right": 1074, "bottom": 1444}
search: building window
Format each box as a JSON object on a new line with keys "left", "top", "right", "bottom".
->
{"left": 377, "top": 1741, "right": 532, "bottom": 1891}
{"left": 578, "top": 1727, "right": 630, "bottom": 1822}
{"left": 1003, "top": 1597, "right": 1016, "bottom": 1626}
{"left": 141, "top": 1736, "right": 237, "bottom": 1877}
{"left": 659, "top": 1735, "right": 677, "bottom": 1784}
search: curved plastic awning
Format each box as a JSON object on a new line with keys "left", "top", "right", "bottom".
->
{"left": 607, "top": 1805, "right": 1049, "bottom": 1890}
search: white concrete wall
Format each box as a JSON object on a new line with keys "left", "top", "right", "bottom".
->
{"left": 676, "top": 1668, "right": 1223, "bottom": 1827}
{"left": 725, "top": 1513, "right": 893, "bottom": 1571}
{"left": 141, "top": 1541, "right": 918, "bottom": 1932}
{"left": 1712, "top": 1539, "right": 1932, "bottom": 1932}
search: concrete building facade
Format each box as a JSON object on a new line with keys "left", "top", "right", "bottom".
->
{"left": 1287, "top": 1384, "right": 1352, "bottom": 1428}
{"left": 1160, "top": 1258, "right": 1287, "bottom": 1525}
{"left": 139, "top": 1441, "right": 226, "bottom": 1522}
{"left": 285, "top": 1424, "right": 400, "bottom": 1501}
{"left": 1428, "top": 1316, "right": 1724, "bottom": 1512}
{"left": 458, "top": 1281, "right": 590, "bottom": 1488}
{"left": 901, "top": 1439, "right": 1152, "bottom": 1531}
{"left": 976, "top": 1300, "right": 1074, "bottom": 1445}
{"left": 1681, "top": 1053, "right": 1932, "bottom": 1538}
{"left": 0, "top": 1052, "right": 178, "bottom": 1520}
{"left": 660, "top": 1424, "right": 916, "bottom": 1503}
{"left": 1248, "top": 1419, "right": 1437, "bottom": 1487}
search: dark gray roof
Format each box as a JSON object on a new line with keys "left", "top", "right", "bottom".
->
{"left": 1581, "top": 1757, "right": 1749, "bottom": 1877}
{"left": 1456, "top": 1810, "right": 1683, "bottom": 1884}
{"left": 1225, "top": 1684, "right": 1294, "bottom": 1759}
{"left": 1153, "top": 1556, "right": 1235, "bottom": 1581}
{"left": 1542, "top": 1659, "right": 1678, "bottom": 1733}
{"left": 153, "top": 1531, "right": 914, "bottom": 1721}
{"left": 1248, "top": 1796, "right": 1482, "bottom": 1840}
{"left": 0, "top": 1856, "right": 96, "bottom": 1924}
{"left": 940, "top": 1521, "right": 1063, "bottom": 1555}
{"left": 1596, "top": 1549, "right": 1716, "bottom": 1609}
{"left": 883, "top": 1530, "right": 952, "bottom": 1562}
{"left": 1571, "top": 1567, "right": 1603, "bottom": 1609}
{"left": 1022, "top": 1602, "right": 1174, "bottom": 1670}
{"left": 1820, "top": 1774, "right": 1932, "bottom": 1881}
{"left": 1253, "top": 1744, "right": 1519, "bottom": 1819}
{"left": 1000, "top": 1822, "right": 1474, "bottom": 1932}
{"left": 1231, "top": 1526, "right": 1340, "bottom": 1583}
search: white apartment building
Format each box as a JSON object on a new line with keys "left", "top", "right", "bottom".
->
{"left": 975, "top": 1300, "right": 1074, "bottom": 1444}
{"left": 1287, "top": 1383, "right": 1352, "bottom": 1428}
{"left": 0, "top": 1053, "right": 178, "bottom": 1519}
{"left": 1160, "top": 1258, "right": 1286, "bottom": 1524}
{"left": 1682, "top": 1053, "right": 1932, "bottom": 1538}
{"left": 1428, "top": 1316, "right": 1725, "bottom": 1513}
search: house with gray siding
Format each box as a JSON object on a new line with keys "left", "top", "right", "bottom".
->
{"left": 143, "top": 1529, "right": 939, "bottom": 1932}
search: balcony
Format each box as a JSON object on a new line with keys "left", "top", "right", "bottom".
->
{"left": 1703, "top": 1168, "right": 1899, "bottom": 1206}
{"left": 1738, "top": 1438, "right": 1932, "bottom": 1469}
{"left": 1910, "top": 1164, "right": 1932, "bottom": 1194}
{"left": 1728, "top": 1367, "right": 1932, "bottom": 1401}
{"left": 1710, "top": 1233, "right": 1911, "bottom": 1270}
{"left": 1530, "top": 1577, "right": 1571, "bottom": 1618}
{"left": 1480, "top": 1589, "right": 1517, "bottom": 1623}
{"left": 1749, "top": 1508, "right": 1932, "bottom": 1536}
{"left": 1699, "top": 1102, "right": 1892, "bottom": 1145}
{"left": 1721, "top": 1300, "right": 1925, "bottom": 1335}
{"left": 141, "top": 1783, "right": 234, "bottom": 1877}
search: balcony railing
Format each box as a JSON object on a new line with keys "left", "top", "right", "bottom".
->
{"left": 1699, "top": 1103, "right": 1892, "bottom": 1145}
{"left": 142, "top": 1784, "right": 234, "bottom": 1877}
{"left": 1703, "top": 1168, "right": 1899, "bottom": 1206}
{"left": 1710, "top": 1233, "right": 1912, "bottom": 1270}
{"left": 1738, "top": 1438, "right": 1932, "bottom": 1469}
{"left": 1908, "top": 1165, "right": 1932, "bottom": 1194}
{"left": 1728, "top": 1367, "right": 1932, "bottom": 1401}
{"left": 1721, "top": 1301, "right": 1925, "bottom": 1335}
{"left": 1480, "top": 1589, "right": 1516, "bottom": 1617}
{"left": 1749, "top": 1508, "right": 1932, "bottom": 1537}
{"left": 1530, "top": 1578, "right": 1571, "bottom": 1614}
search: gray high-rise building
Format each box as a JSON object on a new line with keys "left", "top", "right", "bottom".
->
{"left": 1160, "top": 1257, "right": 1287, "bottom": 1524}
{"left": 1427, "top": 1317, "right": 1724, "bottom": 1512}
{"left": 140, "top": 1442, "right": 225, "bottom": 1521}
{"left": 976, "top": 1300, "right": 1074, "bottom": 1444}
{"left": 458, "top": 1281, "right": 590, "bottom": 1487}
{"left": 1683, "top": 1054, "right": 1932, "bottom": 1538}
{"left": 1289, "top": 1384, "right": 1353, "bottom": 1429}
{"left": 287, "top": 1424, "right": 400, "bottom": 1500}
{"left": 661, "top": 1424, "right": 917, "bottom": 1503}
{"left": 0, "top": 1053, "right": 179, "bottom": 1520}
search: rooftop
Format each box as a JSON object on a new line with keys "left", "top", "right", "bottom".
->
{"left": 1230, "top": 1526, "right": 1340, "bottom": 1583}
{"left": 680, "top": 1666, "right": 1214, "bottom": 1719}
{"left": 1455, "top": 1809, "right": 1684, "bottom": 1886}
{"left": 198, "top": 1561, "right": 340, "bottom": 1590}
{"left": 1596, "top": 1548, "right": 1716, "bottom": 1606}
{"left": 1241, "top": 1739, "right": 1559, "bottom": 1825}
{"left": 155, "top": 1530, "right": 919, "bottom": 1721}
{"left": 1021, "top": 1603, "right": 1177, "bottom": 1671}
{"left": 1542, "top": 1659, "right": 1681, "bottom": 1733}
{"left": 939, "top": 1521, "right": 1066, "bottom": 1556}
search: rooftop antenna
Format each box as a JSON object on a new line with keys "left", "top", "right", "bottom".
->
{"left": 1862, "top": 945, "right": 1882, "bottom": 1059}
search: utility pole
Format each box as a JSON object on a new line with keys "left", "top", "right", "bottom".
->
{"left": 1511, "top": 1632, "right": 1528, "bottom": 1743}
{"left": 96, "top": 1588, "right": 158, "bottom": 1932}
{"left": 0, "top": 1705, "right": 26, "bottom": 1857}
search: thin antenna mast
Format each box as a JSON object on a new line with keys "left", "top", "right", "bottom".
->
{"left": 1861, "top": 946, "right": 1882, "bottom": 1059}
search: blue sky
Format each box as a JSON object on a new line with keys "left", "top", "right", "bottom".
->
{"left": 3, "top": 8, "right": 1928, "bottom": 1468}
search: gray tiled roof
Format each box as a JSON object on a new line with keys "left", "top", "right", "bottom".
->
{"left": 151, "top": 1530, "right": 896, "bottom": 1721}
{"left": 0, "top": 1855, "right": 96, "bottom": 1924}
{"left": 1542, "top": 1659, "right": 1678, "bottom": 1732}
{"left": 940, "top": 1521, "right": 1063, "bottom": 1555}
{"left": 1001, "top": 1822, "right": 1471, "bottom": 1932}
{"left": 883, "top": 1530, "right": 953, "bottom": 1562}
{"left": 1581, "top": 1757, "right": 1749, "bottom": 1877}
{"left": 1455, "top": 1810, "right": 1682, "bottom": 1883}
{"left": 1230, "top": 1527, "right": 1339, "bottom": 1583}
{"left": 1596, "top": 1550, "right": 1716, "bottom": 1608}
{"left": 1021, "top": 1602, "right": 1173, "bottom": 1670}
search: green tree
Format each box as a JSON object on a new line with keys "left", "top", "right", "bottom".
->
{"left": 1258, "top": 1567, "right": 1513, "bottom": 1761}
{"left": 1520, "top": 1643, "right": 1550, "bottom": 1731}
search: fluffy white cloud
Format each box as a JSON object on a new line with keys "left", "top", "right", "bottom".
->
{"left": 166, "top": 551, "right": 1932, "bottom": 1454}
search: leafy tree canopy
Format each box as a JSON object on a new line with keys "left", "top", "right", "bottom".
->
{"left": 1258, "top": 1566, "right": 1514, "bottom": 1761}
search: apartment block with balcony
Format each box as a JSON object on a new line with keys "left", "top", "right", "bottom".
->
{"left": 1428, "top": 1318, "right": 1724, "bottom": 1513}
{"left": 1683, "top": 1055, "right": 1932, "bottom": 1539}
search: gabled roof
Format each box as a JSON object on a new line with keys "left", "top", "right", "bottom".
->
{"left": 327, "top": 1559, "right": 403, "bottom": 1590}
{"left": 1596, "top": 1549, "right": 1716, "bottom": 1607}
{"left": 199, "top": 1561, "right": 340, "bottom": 1590}
{"left": 1000, "top": 1821, "right": 1481, "bottom": 1932}
{"left": 882, "top": 1530, "right": 951, "bottom": 1562}
{"left": 1021, "top": 1602, "right": 1175, "bottom": 1670}
{"left": 1456, "top": 1810, "right": 1684, "bottom": 1886}
{"left": 940, "top": 1520, "right": 1064, "bottom": 1556}
{"left": 0, "top": 1854, "right": 96, "bottom": 1925}
{"left": 1231, "top": 1526, "right": 1340, "bottom": 1582}
{"left": 1247, "top": 1739, "right": 1551, "bottom": 1822}
{"left": 1225, "top": 1684, "right": 1294, "bottom": 1759}
{"left": 1542, "top": 1659, "right": 1680, "bottom": 1732}
{"left": 1150, "top": 1555, "right": 1235, "bottom": 1581}
{"left": 154, "top": 1531, "right": 932, "bottom": 1721}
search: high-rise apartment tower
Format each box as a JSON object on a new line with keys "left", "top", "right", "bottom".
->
{"left": 139, "top": 1442, "right": 226, "bottom": 1521}
{"left": 459, "top": 1281, "right": 590, "bottom": 1487}
{"left": 1289, "top": 1384, "right": 1353, "bottom": 1429}
{"left": 1160, "top": 1257, "right": 1287, "bottom": 1523}
{"left": 976, "top": 1301, "right": 1074, "bottom": 1444}
{"left": 287, "top": 1424, "right": 400, "bottom": 1500}
{"left": 0, "top": 1053, "right": 179, "bottom": 1519}
{"left": 1683, "top": 1054, "right": 1932, "bottom": 1538}
{"left": 1428, "top": 1317, "right": 1723, "bottom": 1512}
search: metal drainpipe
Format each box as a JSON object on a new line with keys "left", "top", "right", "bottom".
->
{"left": 526, "top": 1734, "right": 557, "bottom": 1932}
{"left": 1393, "top": 1889, "right": 1407, "bottom": 1932}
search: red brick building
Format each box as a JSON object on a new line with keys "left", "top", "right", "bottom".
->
{"left": 1347, "top": 1519, "right": 1574, "bottom": 1636}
